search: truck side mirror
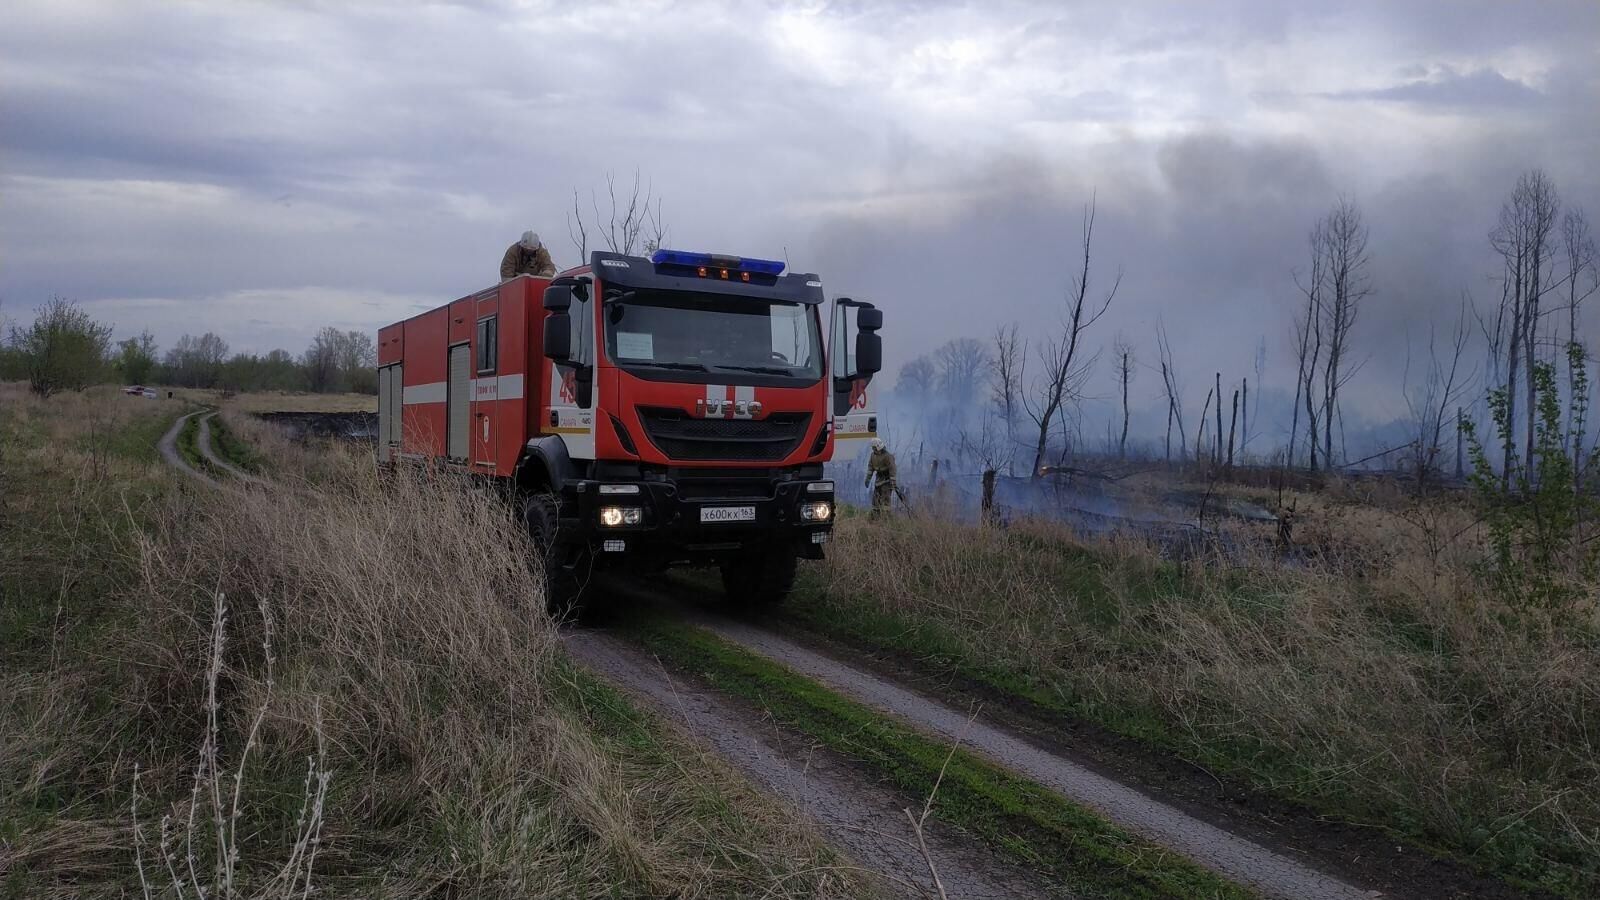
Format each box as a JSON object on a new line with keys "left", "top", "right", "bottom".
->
{"left": 854, "top": 306, "right": 882, "bottom": 376}
{"left": 544, "top": 313, "right": 572, "bottom": 360}
{"left": 544, "top": 285, "right": 573, "bottom": 312}
{"left": 855, "top": 332, "right": 882, "bottom": 376}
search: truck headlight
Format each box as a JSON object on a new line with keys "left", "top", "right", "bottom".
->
{"left": 799, "top": 501, "right": 832, "bottom": 522}
{"left": 600, "top": 506, "right": 642, "bottom": 527}
{"left": 806, "top": 480, "right": 834, "bottom": 494}
{"left": 600, "top": 484, "right": 640, "bottom": 495}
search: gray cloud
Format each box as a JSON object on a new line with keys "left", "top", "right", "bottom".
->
{"left": 0, "top": 0, "right": 1597, "bottom": 450}
{"left": 1332, "top": 66, "right": 1543, "bottom": 108}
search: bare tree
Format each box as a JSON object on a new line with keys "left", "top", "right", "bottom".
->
{"left": 1113, "top": 335, "right": 1134, "bottom": 459}
{"left": 1290, "top": 224, "right": 1327, "bottom": 471}
{"left": 568, "top": 170, "right": 669, "bottom": 258}
{"left": 935, "top": 338, "right": 990, "bottom": 408}
{"left": 1319, "top": 197, "right": 1372, "bottom": 469}
{"left": 1226, "top": 386, "right": 1239, "bottom": 470}
{"left": 990, "top": 324, "right": 1025, "bottom": 440}
{"left": 1196, "top": 385, "right": 1213, "bottom": 466}
{"left": 1245, "top": 338, "right": 1265, "bottom": 454}
{"left": 1403, "top": 301, "right": 1474, "bottom": 494}
{"left": 1155, "top": 318, "right": 1186, "bottom": 461}
{"left": 1490, "top": 169, "right": 1562, "bottom": 485}
{"left": 1560, "top": 207, "right": 1598, "bottom": 472}
{"left": 1240, "top": 377, "right": 1250, "bottom": 459}
{"left": 1023, "top": 198, "right": 1119, "bottom": 477}
{"left": 1214, "top": 371, "right": 1223, "bottom": 464}
{"left": 166, "top": 332, "right": 230, "bottom": 389}
{"left": 896, "top": 355, "right": 937, "bottom": 404}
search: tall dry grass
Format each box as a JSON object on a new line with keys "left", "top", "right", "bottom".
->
{"left": 3, "top": 384, "right": 856, "bottom": 898}
{"left": 803, "top": 503, "right": 1600, "bottom": 895}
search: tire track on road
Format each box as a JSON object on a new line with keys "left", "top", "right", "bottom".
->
{"left": 196, "top": 412, "right": 268, "bottom": 486}
{"left": 157, "top": 410, "right": 217, "bottom": 486}
{"left": 563, "top": 628, "right": 1057, "bottom": 900}
{"left": 690, "top": 615, "right": 1375, "bottom": 900}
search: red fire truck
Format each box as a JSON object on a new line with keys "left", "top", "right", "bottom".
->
{"left": 376, "top": 249, "right": 882, "bottom": 606}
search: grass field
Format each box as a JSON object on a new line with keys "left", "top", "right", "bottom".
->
{"left": 168, "top": 387, "right": 377, "bottom": 414}
{"left": 0, "top": 382, "right": 859, "bottom": 899}
{"left": 789, "top": 497, "right": 1600, "bottom": 897}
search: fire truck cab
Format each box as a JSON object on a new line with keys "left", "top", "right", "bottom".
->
{"left": 376, "top": 249, "right": 882, "bottom": 607}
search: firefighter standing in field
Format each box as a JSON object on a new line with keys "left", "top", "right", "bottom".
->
{"left": 500, "top": 230, "right": 557, "bottom": 280}
{"left": 865, "top": 438, "right": 898, "bottom": 517}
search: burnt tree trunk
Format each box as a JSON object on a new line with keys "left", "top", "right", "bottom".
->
{"left": 981, "top": 468, "right": 997, "bottom": 524}
{"left": 1241, "top": 378, "right": 1249, "bottom": 459}
{"left": 1226, "top": 388, "right": 1239, "bottom": 470}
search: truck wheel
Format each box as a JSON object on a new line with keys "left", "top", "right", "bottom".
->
{"left": 523, "top": 493, "right": 588, "bottom": 615}
{"left": 720, "top": 549, "right": 797, "bottom": 606}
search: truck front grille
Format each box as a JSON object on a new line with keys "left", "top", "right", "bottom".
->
{"left": 636, "top": 407, "right": 811, "bottom": 462}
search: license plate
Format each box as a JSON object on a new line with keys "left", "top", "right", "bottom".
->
{"left": 700, "top": 505, "right": 756, "bottom": 523}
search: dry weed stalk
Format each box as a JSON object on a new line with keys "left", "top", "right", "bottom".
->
{"left": 131, "top": 591, "right": 329, "bottom": 900}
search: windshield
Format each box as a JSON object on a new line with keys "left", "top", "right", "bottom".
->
{"left": 603, "top": 289, "right": 824, "bottom": 381}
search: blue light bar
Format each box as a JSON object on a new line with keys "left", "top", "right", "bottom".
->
{"left": 650, "top": 248, "right": 785, "bottom": 275}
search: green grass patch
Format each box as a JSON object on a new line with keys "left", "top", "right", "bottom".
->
{"left": 629, "top": 614, "right": 1255, "bottom": 900}
{"left": 176, "top": 411, "right": 219, "bottom": 475}
{"left": 208, "top": 414, "right": 263, "bottom": 473}
{"left": 66, "top": 402, "right": 183, "bottom": 467}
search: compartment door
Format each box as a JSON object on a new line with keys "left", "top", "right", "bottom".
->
{"left": 447, "top": 343, "right": 470, "bottom": 460}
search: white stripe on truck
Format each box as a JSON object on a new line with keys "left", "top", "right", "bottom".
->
{"left": 402, "top": 374, "right": 525, "bottom": 405}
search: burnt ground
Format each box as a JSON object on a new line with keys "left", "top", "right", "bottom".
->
{"left": 254, "top": 411, "right": 376, "bottom": 441}
{"left": 750, "top": 604, "right": 1557, "bottom": 900}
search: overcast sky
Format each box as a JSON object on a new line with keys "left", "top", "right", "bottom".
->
{"left": 3, "top": 0, "right": 1597, "bottom": 429}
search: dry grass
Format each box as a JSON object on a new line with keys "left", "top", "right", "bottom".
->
{"left": 170, "top": 387, "right": 377, "bottom": 414}
{"left": 797, "top": 501, "right": 1600, "bottom": 896}
{"left": 2, "top": 382, "right": 859, "bottom": 898}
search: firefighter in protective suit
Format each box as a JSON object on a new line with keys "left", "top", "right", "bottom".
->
{"left": 864, "top": 438, "right": 897, "bottom": 517}
{"left": 500, "top": 231, "right": 557, "bottom": 280}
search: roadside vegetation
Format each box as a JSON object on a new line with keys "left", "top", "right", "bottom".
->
{"left": 206, "top": 411, "right": 264, "bottom": 474}
{"left": 633, "top": 615, "right": 1253, "bottom": 900}
{"left": 180, "top": 388, "right": 377, "bottom": 414}
{"left": 791, "top": 481, "right": 1600, "bottom": 897}
{"left": 173, "top": 410, "right": 218, "bottom": 476}
{"left": 1, "top": 382, "right": 857, "bottom": 898}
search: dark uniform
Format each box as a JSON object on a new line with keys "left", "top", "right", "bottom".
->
{"left": 500, "top": 238, "right": 556, "bottom": 280}
{"left": 865, "top": 445, "right": 897, "bottom": 517}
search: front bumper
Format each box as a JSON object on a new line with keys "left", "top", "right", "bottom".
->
{"left": 561, "top": 475, "right": 834, "bottom": 567}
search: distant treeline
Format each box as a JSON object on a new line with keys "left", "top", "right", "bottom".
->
{"left": 1, "top": 297, "right": 377, "bottom": 397}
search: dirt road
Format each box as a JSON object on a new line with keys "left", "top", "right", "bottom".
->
{"left": 563, "top": 628, "right": 1055, "bottom": 899}
{"left": 157, "top": 410, "right": 215, "bottom": 486}
{"left": 691, "top": 615, "right": 1374, "bottom": 900}
{"left": 196, "top": 412, "right": 266, "bottom": 485}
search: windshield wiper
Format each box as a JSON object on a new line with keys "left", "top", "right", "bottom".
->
{"left": 714, "top": 364, "right": 796, "bottom": 375}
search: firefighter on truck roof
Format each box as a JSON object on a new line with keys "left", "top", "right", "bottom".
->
{"left": 500, "top": 230, "right": 556, "bottom": 280}
{"left": 864, "top": 437, "right": 897, "bottom": 518}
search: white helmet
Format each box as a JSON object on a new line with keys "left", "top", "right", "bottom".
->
{"left": 520, "top": 230, "right": 541, "bottom": 250}
{"left": 870, "top": 437, "right": 885, "bottom": 451}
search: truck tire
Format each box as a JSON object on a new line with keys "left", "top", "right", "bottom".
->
{"left": 523, "top": 492, "right": 588, "bottom": 614}
{"left": 720, "top": 549, "right": 797, "bottom": 606}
